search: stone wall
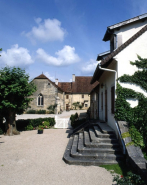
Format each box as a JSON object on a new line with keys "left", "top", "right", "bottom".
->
{"left": 29, "top": 78, "right": 58, "bottom": 110}
{"left": 118, "top": 121, "right": 147, "bottom": 182}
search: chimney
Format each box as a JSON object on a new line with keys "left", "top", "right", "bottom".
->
{"left": 72, "top": 74, "right": 75, "bottom": 82}
{"left": 55, "top": 78, "right": 58, "bottom": 85}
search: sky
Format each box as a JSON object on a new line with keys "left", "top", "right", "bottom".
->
{"left": 0, "top": 0, "right": 147, "bottom": 82}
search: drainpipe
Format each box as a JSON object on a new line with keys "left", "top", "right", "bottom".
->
{"left": 98, "top": 64, "right": 126, "bottom": 154}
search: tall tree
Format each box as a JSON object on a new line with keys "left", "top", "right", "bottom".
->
{"left": 0, "top": 66, "right": 36, "bottom": 136}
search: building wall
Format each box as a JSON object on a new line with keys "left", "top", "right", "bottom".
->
{"left": 29, "top": 79, "right": 58, "bottom": 110}
{"left": 72, "top": 94, "right": 90, "bottom": 110}
{"left": 114, "top": 20, "right": 147, "bottom": 45}
{"left": 117, "top": 29, "right": 147, "bottom": 108}
{"left": 97, "top": 61, "right": 117, "bottom": 133}
{"left": 97, "top": 29, "right": 147, "bottom": 135}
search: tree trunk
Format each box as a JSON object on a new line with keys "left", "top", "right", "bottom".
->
{"left": 12, "top": 114, "right": 20, "bottom": 135}
{"left": 5, "top": 112, "right": 20, "bottom": 136}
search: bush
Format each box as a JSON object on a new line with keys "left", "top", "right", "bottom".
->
{"left": 113, "top": 172, "right": 145, "bottom": 185}
{"left": 70, "top": 112, "right": 78, "bottom": 127}
{"left": 16, "top": 117, "right": 55, "bottom": 131}
{"left": 36, "top": 110, "right": 46, "bottom": 114}
{"left": 25, "top": 124, "right": 34, "bottom": 131}
{"left": 26, "top": 110, "right": 36, "bottom": 114}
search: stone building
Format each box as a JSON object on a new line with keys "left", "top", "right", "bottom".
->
{"left": 29, "top": 74, "right": 98, "bottom": 112}
{"left": 58, "top": 74, "right": 98, "bottom": 110}
{"left": 28, "top": 74, "right": 64, "bottom": 113}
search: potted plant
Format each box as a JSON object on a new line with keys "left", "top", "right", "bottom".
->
{"left": 37, "top": 125, "right": 44, "bottom": 134}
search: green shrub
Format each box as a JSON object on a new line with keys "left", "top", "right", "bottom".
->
{"left": 36, "top": 110, "right": 46, "bottom": 114}
{"left": 129, "top": 125, "right": 145, "bottom": 148}
{"left": 25, "top": 124, "right": 34, "bottom": 131}
{"left": 16, "top": 117, "right": 55, "bottom": 131}
{"left": 26, "top": 110, "right": 36, "bottom": 114}
{"left": 113, "top": 172, "right": 145, "bottom": 185}
{"left": 70, "top": 112, "right": 78, "bottom": 127}
{"left": 42, "top": 121, "right": 50, "bottom": 128}
{"left": 0, "top": 127, "right": 4, "bottom": 135}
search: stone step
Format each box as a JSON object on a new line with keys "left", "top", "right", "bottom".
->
{"left": 97, "top": 122, "right": 115, "bottom": 134}
{"left": 89, "top": 127, "right": 118, "bottom": 144}
{"left": 71, "top": 152, "right": 124, "bottom": 160}
{"left": 84, "top": 130, "right": 119, "bottom": 148}
{"left": 78, "top": 132, "right": 122, "bottom": 154}
{"left": 93, "top": 125, "right": 116, "bottom": 138}
{"left": 63, "top": 135, "right": 123, "bottom": 166}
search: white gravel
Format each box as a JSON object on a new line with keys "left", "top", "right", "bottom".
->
{"left": 0, "top": 129, "right": 114, "bottom": 185}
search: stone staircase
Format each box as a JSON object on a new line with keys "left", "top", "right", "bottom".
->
{"left": 63, "top": 122, "right": 124, "bottom": 166}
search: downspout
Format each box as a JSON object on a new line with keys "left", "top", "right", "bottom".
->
{"left": 98, "top": 63, "right": 126, "bottom": 154}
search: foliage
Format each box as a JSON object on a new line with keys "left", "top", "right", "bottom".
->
{"left": 113, "top": 172, "right": 145, "bottom": 185}
{"left": 0, "top": 66, "right": 36, "bottom": 135}
{"left": 72, "top": 102, "right": 80, "bottom": 110}
{"left": 25, "top": 124, "right": 34, "bottom": 131}
{"left": 42, "top": 121, "right": 50, "bottom": 128}
{"left": 36, "top": 109, "right": 46, "bottom": 114}
{"left": 16, "top": 117, "right": 55, "bottom": 131}
{"left": 129, "top": 125, "right": 145, "bottom": 147}
{"left": 47, "top": 104, "right": 57, "bottom": 114}
{"left": 38, "top": 125, "right": 44, "bottom": 131}
{"left": 79, "top": 104, "right": 83, "bottom": 110}
{"left": 121, "top": 132, "right": 130, "bottom": 138}
{"left": 26, "top": 109, "right": 46, "bottom": 114}
{"left": 70, "top": 112, "right": 78, "bottom": 127}
{"left": 115, "top": 55, "right": 147, "bottom": 153}
{"left": 26, "top": 110, "right": 36, "bottom": 114}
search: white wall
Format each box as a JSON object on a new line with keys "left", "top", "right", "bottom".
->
{"left": 116, "top": 30, "right": 147, "bottom": 105}
{"left": 114, "top": 20, "right": 147, "bottom": 44}
{"left": 98, "top": 61, "right": 118, "bottom": 133}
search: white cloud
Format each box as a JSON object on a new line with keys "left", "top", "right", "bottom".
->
{"left": 25, "top": 18, "right": 66, "bottom": 43}
{"left": 81, "top": 59, "right": 98, "bottom": 74}
{"left": 36, "top": 45, "right": 80, "bottom": 66}
{"left": 44, "top": 72, "right": 55, "bottom": 81}
{"left": 0, "top": 44, "right": 34, "bottom": 68}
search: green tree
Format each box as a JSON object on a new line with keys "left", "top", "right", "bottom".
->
{"left": 0, "top": 66, "right": 36, "bottom": 136}
{"left": 72, "top": 102, "right": 80, "bottom": 110}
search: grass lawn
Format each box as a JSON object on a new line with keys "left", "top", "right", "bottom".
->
{"left": 100, "top": 161, "right": 131, "bottom": 176}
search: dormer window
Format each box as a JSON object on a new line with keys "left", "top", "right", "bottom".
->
{"left": 110, "top": 35, "right": 116, "bottom": 52}
{"left": 38, "top": 93, "right": 44, "bottom": 106}
{"left": 110, "top": 34, "right": 122, "bottom": 52}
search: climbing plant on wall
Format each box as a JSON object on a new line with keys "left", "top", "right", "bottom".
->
{"left": 115, "top": 55, "right": 147, "bottom": 150}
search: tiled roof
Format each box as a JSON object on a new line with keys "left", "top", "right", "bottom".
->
{"left": 58, "top": 76, "right": 98, "bottom": 94}
{"left": 58, "top": 82, "right": 72, "bottom": 93}
{"left": 72, "top": 76, "right": 98, "bottom": 93}
{"left": 91, "top": 24, "right": 147, "bottom": 84}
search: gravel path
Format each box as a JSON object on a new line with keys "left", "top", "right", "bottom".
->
{"left": 0, "top": 129, "right": 114, "bottom": 185}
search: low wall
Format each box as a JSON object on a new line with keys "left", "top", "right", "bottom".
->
{"left": 118, "top": 121, "right": 147, "bottom": 181}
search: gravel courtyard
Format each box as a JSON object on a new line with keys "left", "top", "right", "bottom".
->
{"left": 0, "top": 129, "right": 114, "bottom": 185}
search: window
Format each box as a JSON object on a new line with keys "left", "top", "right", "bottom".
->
{"left": 111, "top": 86, "right": 115, "bottom": 114}
{"left": 82, "top": 94, "right": 84, "bottom": 98}
{"left": 85, "top": 104, "right": 88, "bottom": 107}
{"left": 38, "top": 93, "right": 43, "bottom": 106}
{"left": 101, "top": 92, "right": 103, "bottom": 110}
{"left": 66, "top": 95, "right": 69, "bottom": 99}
